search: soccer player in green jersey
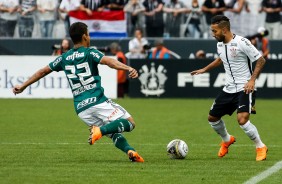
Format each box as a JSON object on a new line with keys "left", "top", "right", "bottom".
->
{"left": 12, "top": 22, "right": 144, "bottom": 162}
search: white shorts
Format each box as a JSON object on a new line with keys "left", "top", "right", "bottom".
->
{"left": 77, "top": 100, "right": 131, "bottom": 127}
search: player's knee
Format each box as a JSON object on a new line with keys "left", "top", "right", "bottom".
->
{"left": 127, "top": 117, "right": 135, "bottom": 130}
{"left": 130, "top": 121, "right": 135, "bottom": 130}
{"left": 237, "top": 113, "right": 249, "bottom": 125}
{"left": 208, "top": 115, "right": 220, "bottom": 122}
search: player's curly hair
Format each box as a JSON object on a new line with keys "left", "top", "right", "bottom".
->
{"left": 69, "top": 22, "right": 88, "bottom": 44}
{"left": 211, "top": 15, "right": 230, "bottom": 30}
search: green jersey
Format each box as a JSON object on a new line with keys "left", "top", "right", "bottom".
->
{"left": 49, "top": 46, "right": 108, "bottom": 114}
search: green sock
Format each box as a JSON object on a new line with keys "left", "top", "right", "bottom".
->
{"left": 100, "top": 119, "right": 133, "bottom": 135}
{"left": 112, "top": 133, "right": 135, "bottom": 153}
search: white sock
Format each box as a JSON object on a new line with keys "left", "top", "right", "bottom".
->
{"left": 209, "top": 119, "right": 231, "bottom": 142}
{"left": 240, "top": 120, "right": 265, "bottom": 148}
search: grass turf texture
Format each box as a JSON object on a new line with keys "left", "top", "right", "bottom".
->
{"left": 0, "top": 98, "right": 281, "bottom": 184}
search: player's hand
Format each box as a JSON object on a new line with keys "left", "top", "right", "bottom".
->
{"left": 244, "top": 80, "right": 255, "bottom": 94}
{"left": 190, "top": 69, "right": 205, "bottom": 76}
{"left": 13, "top": 85, "right": 25, "bottom": 95}
{"left": 128, "top": 68, "right": 138, "bottom": 79}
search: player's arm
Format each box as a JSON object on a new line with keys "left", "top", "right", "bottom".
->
{"left": 244, "top": 56, "right": 266, "bottom": 94}
{"left": 100, "top": 56, "right": 138, "bottom": 78}
{"left": 190, "top": 57, "right": 222, "bottom": 75}
{"left": 13, "top": 66, "right": 52, "bottom": 95}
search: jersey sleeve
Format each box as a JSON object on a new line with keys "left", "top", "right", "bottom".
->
{"left": 89, "top": 48, "right": 105, "bottom": 64}
{"left": 240, "top": 38, "right": 262, "bottom": 62}
{"left": 49, "top": 56, "right": 63, "bottom": 72}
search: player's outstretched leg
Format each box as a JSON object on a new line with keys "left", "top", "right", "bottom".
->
{"left": 88, "top": 118, "right": 134, "bottom": 145}
{"left": 209, "top": 119, "right": 236, "bottom": 157}
{"left": 111, "top": 133, "right": 144, "bottom": 162}
{"left": 240, "top": 120, "right": 267, "bottom": 161}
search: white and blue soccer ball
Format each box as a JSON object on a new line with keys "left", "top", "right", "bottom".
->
{"left": 167, "top": 139, "right": 188, "bottom": 159}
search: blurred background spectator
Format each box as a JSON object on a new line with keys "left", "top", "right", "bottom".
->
{"left": 0, "top": 0, "right": 19, "bottom": 37}
{"left": 201, "top": 0, "right": 226, "bottom": 38}
{"left": 105, "top": 0, "right": 127, "bottom": 10}
{"left": 59, "top": 0, "right": 80, "bottom": 37}
{"left": 127, "top": 28, "right": 149, "bottom": 59}
{"left": 18, "top": 0, "right": 37, "bottom": 38}
{"left": 249, "top": 27, "right": 270, "bottom": 59}
{"left": 184, "top": 0, "right": 205, "bottom": 38}
{"left": 124, "top": 0, "right": 145, "bottom": 37}
{"left": 163, "top": 0, "right": 189, "bottom": 38}
{"left": 143, "top": 0, "right": 164, "bottom": 37}
{"left": 149, "top": 39, "right": 171, "bottom": 59}
{"left": 261, "top": 0, "right": 282, "bottom": 39}
{"left": 0, "top": 0, "right": 282, "bottom": 40}
{"left": 37, "top": 0, "right": 57, "bottom": 38}
{"left": 195, "top": 49, "right": 206, "bottom": 58}
{"left": 224, "top": 0, "right": 245, "bottom": 36}
{"left": 109, "top": 42, "right": 128, "bottom": 98}
{"left": 52, "top": 38, "right": 71, "bottom": 56}
{"left": 80, "top": 0, "right": 106, "bottom": 16}
{"left": 245, "top": 0, "right": 265, "bottom": 36}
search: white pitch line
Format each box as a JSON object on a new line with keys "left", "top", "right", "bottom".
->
{"left": 243, "top": 161, "right": 282, "bottom": 184}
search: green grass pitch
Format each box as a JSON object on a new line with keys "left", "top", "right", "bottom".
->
{"left": 0, "top": 98, "right": 281, "bottom": 184}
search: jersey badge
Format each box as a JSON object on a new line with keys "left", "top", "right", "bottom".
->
{"left": 230, "top": 47, "right": 237, "bottom": 58}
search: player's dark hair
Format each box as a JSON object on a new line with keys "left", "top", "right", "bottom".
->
{"left": 69, "top": 22, "right": 88, "bottom": 44}
{"left": 211, "top": 15, "right": 230, "bottom": 30}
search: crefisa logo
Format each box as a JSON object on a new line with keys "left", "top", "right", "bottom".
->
{"left": 138, "top": 63, "right": 167, "bottom": 96}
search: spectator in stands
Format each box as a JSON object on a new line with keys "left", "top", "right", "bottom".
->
{"left": 149, "top": 39, "right": 171, "bottom": 59}
{"left": 245, "top": 0, "right": 264, "bottom": 36}
{"left": 143, "top": 0, "right": 165, "bottom": 37}
{"left": 224, "top": 0, "right": 245, "bottom": 36}
{"left": 185, "top": 0, "right": 205, "bottom": 38}
{"left": 17, "top": 0, "right": 36, "bottom": 37}
{"left": 52, "top": 38, "right": 71, "bottom": 56}
{"left": 195, "top": 49, "right": 206, "bottom": 58}
{"left": 250, "top": 27, "right": 270, "bottom": 58}
{"left": 37, "top": 0, "right": 57, "bottom": 38}
{"left": 163, "top": 0, "right": 189, "bottom": 37}
{"left": 128, "top": 28, "right": 149, "bottom": 59}
{"left": 109, "top": 42, "right": 128, "bottom": 98}
{"left": 124, "top": 0, "right": 145, "bottom": 37}
{"left": 261, "top": 0, "right": 282, "bottom": 39}
{"left": 59, "top": 0, "right": 80, "bottom": 37}
{"left": 0, "top": 0, "right": 19, "bottom": 37}
{"left": 80, "top": 0, "right": 105, "bottom": 16}
{"left": 201, "top": 0, "right": 226, "bottom": 38}
{"left": 105, "top": 0, "right": 127, "bottom": 10}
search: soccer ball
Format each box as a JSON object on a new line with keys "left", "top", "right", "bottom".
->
{"left": 167, "top": 139, "right": 188, "bottom": 159}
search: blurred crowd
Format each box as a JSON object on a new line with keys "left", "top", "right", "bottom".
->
{"left": 0, "top": 0, "right": 282, "bottom": 39}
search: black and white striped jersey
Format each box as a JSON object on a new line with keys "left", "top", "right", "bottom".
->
{"left": 217, "top": 34, "right": 262, "bottom": 93}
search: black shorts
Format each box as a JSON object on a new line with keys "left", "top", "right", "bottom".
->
{"left": 209, "top": 90, "right": 256, "bottom": 118}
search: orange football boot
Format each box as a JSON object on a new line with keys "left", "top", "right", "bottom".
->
{"left": 218, "top": 135, "right": 236, "bottom": 157}
{"left": 256, "top": 146, "right": 268, "bottom": 161}
{"left": 88, "top": 126, "right": 102, "bottom": 145}
{"left": 128, "top": 150, "right": 144, "bottom": 162}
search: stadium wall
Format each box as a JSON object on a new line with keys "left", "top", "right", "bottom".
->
{"left": 129, "top": 59, "right": 282, "bottom": 98}
{"left": 1, "top": 39, "right": 282, "bottom": 60}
